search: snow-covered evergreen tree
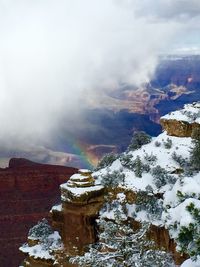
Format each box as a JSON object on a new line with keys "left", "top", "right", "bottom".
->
{"left": 190, "top": 128, "right": 200, "bottom": 171}
{"left": 164, "top": 138, "right": 172, "bottom": 149}
{"left": 28, "top": 218, "right": 53, "bottom": 240}
{"left": 171, "top": 152, "right": 187, "bottom": 168}
{"left": 120, "top": 154, "right": 134, "bottom": 169}
{"left": 128, "top": 131, "right": 151, "bottom": 151}
{"left": 133, "top": 155, "right": 144, "bottom": 178}
{"left": 135, "top": 191, "right": 163, "bottom": 221}
{"left": 120, "top": 154, "right": 150, "bottom": 177}
{"left": 144, "top": 152, "right": 157, "bottom": 164}
{"left": 70, "top": 211, "right": 174, "bottom": 267}
{"left": 151, "top": 165, "right": 176, "bottom": 188}
{"left": 101, "top": 170, "right": 125, "bottom": 187}
{"left": 96, "top": 153, "right": 118, "bottom": 171}
{"left": 177, "top": 202, "right": 200, "bottom": 260}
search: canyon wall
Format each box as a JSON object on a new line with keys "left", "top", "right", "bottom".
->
{"left": 0, "top": 158, "right": 77, "bottom": 267}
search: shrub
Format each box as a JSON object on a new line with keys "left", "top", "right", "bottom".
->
{"left": 144, "top": 153, "right": 157, "bottom": 164}
{"left": 132, "top": 156, "right": 150, "bottom": 178}
{"left": 176, "top": 202, "right": 200, "bottom": 260}
{"left": 151, "top": 165, "right": 176, "bottom": 188}
{"left": 190, "top": 128, "right": 200, "bottom": 171}
{"left": 28, "top": 218, "right": 53, "bottom": 240}
{"left": 135, "top": 191, "right": 163, "bottom": 220}
{"left": 164, "top": 138, "right": 172, "bottom": 149}
{"left": 101, "top": 170, "right": 125, "bottom": 187}
{"left": 154, "top": 141, "right": 161, "bottom": 147}
{"left": 95, "top": 153, "right": 118, "bottom": 171}
{"left": 70, "top": 216, "right": 174, "bottom": 267}
{"left": 120, "top": 154, "right": 150, "bottom": 176}
{"left": 171, "top": 152, "right": 187, "bottom": 168}
{"left": 128, "top": 131, "right": 151, "bottom": 151}
{"left": 120, "top": 154, "right": 134, "bottom": 169}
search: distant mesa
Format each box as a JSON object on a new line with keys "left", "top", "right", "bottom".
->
{"left": 9, "top": 158, "right": 47, "bottom": 168}
{"left": 0, "top": 158, "right": 77, "bottom": 267}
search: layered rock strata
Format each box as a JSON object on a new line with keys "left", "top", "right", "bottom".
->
{"left": 0, "top": 158, "right": 77, "bottom": 267}
{"left": 160, "top": 102, "right": 200, "bottom": 137}
{"left": 20, "top": 103, "right": 200, "bottom": 267}
{"left": 21, "top": 169, "right": 105, "bottom": 266}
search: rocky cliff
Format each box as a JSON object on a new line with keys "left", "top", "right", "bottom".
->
{"left": 0, "top": 158, "right": 77, "bottom": 267}
{"left": 160, "top": 102, "right": 200, "bottom": 137}
{"left": 20, "top": 102, "right": 200, "bottom": 267}
{"left": 20, "top": 169, "right": 105, "bottom": 267}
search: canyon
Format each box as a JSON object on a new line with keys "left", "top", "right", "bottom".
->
{"left": 0, "top": 158, "right": 77, "bottom": 267}
{"left": 20, "top": 102, "right": 200, "bottom": 267}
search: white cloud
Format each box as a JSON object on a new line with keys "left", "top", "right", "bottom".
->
{"left": 0, "top": 0, "right": 197, "bottom": 155}
{"left": 133, "top": 0, "right": 200, "bottom": 21}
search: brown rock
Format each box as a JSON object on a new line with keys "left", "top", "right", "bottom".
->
{"left": 0, "top": 158, "right": 77, "bottom": 267}
{"left": 160, "top": 118, "right": 200, "bottom": 137}
{"left": 22, "top": 171, "right": 105, "bottom": 266}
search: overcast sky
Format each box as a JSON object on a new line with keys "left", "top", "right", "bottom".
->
{"left": 0, "top": 0, "right": 199, "bottom": 159}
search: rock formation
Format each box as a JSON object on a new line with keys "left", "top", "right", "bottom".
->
{"left": 20, "top": 169, "right": 105, "bottom": 266}
{"left": 160, "top": 102, "right": 200, "bottom": 137}
{"left": 20, "top": 102, "right": 200, "bottom": 267}
{"left": 0, "top": 158, "right": 77, "bottom": 267}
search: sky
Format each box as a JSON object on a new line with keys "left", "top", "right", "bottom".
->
{"left": 0, "top": 0, "right": 199, "bottom": 166}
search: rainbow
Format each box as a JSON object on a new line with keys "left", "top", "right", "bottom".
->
{"left": 64, "top": 136, "right": 95, "bottom": 169}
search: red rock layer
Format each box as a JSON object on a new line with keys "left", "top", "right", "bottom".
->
{"left": 0, "top": 158, "right": 77, "bottom": 267}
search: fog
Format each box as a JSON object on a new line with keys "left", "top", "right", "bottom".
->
{"left": 0, "top": 0, "right": 198, "bottom": 165}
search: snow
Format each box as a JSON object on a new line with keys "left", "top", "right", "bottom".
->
{"left": 116, "top": 193, "right": 126, "bottom": 202}
{"left": 68, "top": 180, "right": 93, "bottom": 186}
{"left": 161, "top": 102, "right": 200, "bottom": 123}
{"left": 126, "top": 203, "right": 136, "bottom": 218}
{"left": 109, "top": 159, "right": 123, "bottom": 172}
{"left": 100, "top": 201, "right": 127, "bottom": 221}
{"left": 100, "top": 209, "right": 115, "bottom": 220}
{"left": 93, "top": 159, "right": 123, "bottom": 179}
{"left": 19, "top": 231, "right": 62, "bottom": 261}
{"left": 78, "top": 169, "right": 91, "bottom": 173}
{"left": 126, "top": 203, "right": 163, "bottom": 226}
{"left": 20, "top": 244, "right": 54, "bottom": 260}
{"left": 181, "top": 257, "right": 200, "bottom": 267}
{"left": 127, "top": 131, "right": 191, "bottom": 173}
{"left": 61, "top": 183, "right": 103, "bottom": 196}
{"left": 92, "top": 114, "right": 200, "bottom": 262}
{"left": 94, "top": 132, "right": 191, "bottom": 195}
{"left": 125, "top": 172, "right": 157, "bottom": 192}
{"left": 163, "top": 198, "right": 200, "bottom": 239}
{"left": 21, "top": 103, "right": 200, "bottom": 265}
{"left": 162, "top": 110, "right": 190, "bottom": 122}
{"left": 163, "top": 174, "right": 200, "bottom": 208}
{"left": 70, "top": 173, "right": 88, "bottom": 181}
{"left": 50, "top": 203, "right": 62, "bottom": 212}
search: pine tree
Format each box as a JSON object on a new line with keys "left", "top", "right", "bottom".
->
{"left": 128, "top": 131, "right": 151, "bottom": 151}
{"left": 101, "top": 170, "right": 125, "bottom": 187}
{"left": 133, "top": 156, "right": 143, "bottom": 178}
{"left": 171, "top": 152, "right": 187, "bottom": 168}
{"left": 176, "top": 202, "right": 200, "bottom": 261}
{"left": 164, "top": 138, "right": 172, "bottom": 149}
{"left": 151, "top": 165, "right": 176, "bottom": 188}
{"left": 190, "top": 128, "right": 200, "bottom": 171}
{"left": 28, "top": 218, "right": 53, "bottom": 240}
{"left": 70, "top": 211, "right": 174, "bottom": 267}
{"left": 135, "top": 191, "right": 163, "bottom": 221}
{"left": 120, "top": 154, "right": 134, "bottom": 169}
{"left": 96, "top": 153, "right": 118, "bottom": 171}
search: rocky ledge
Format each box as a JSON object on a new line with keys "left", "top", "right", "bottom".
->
{"left": 160, "top": 102, "right": 200, "bottom": 137}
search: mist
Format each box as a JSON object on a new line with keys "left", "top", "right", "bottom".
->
{"left": 0, "top": 0, "right": 198, "bottom": 165}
